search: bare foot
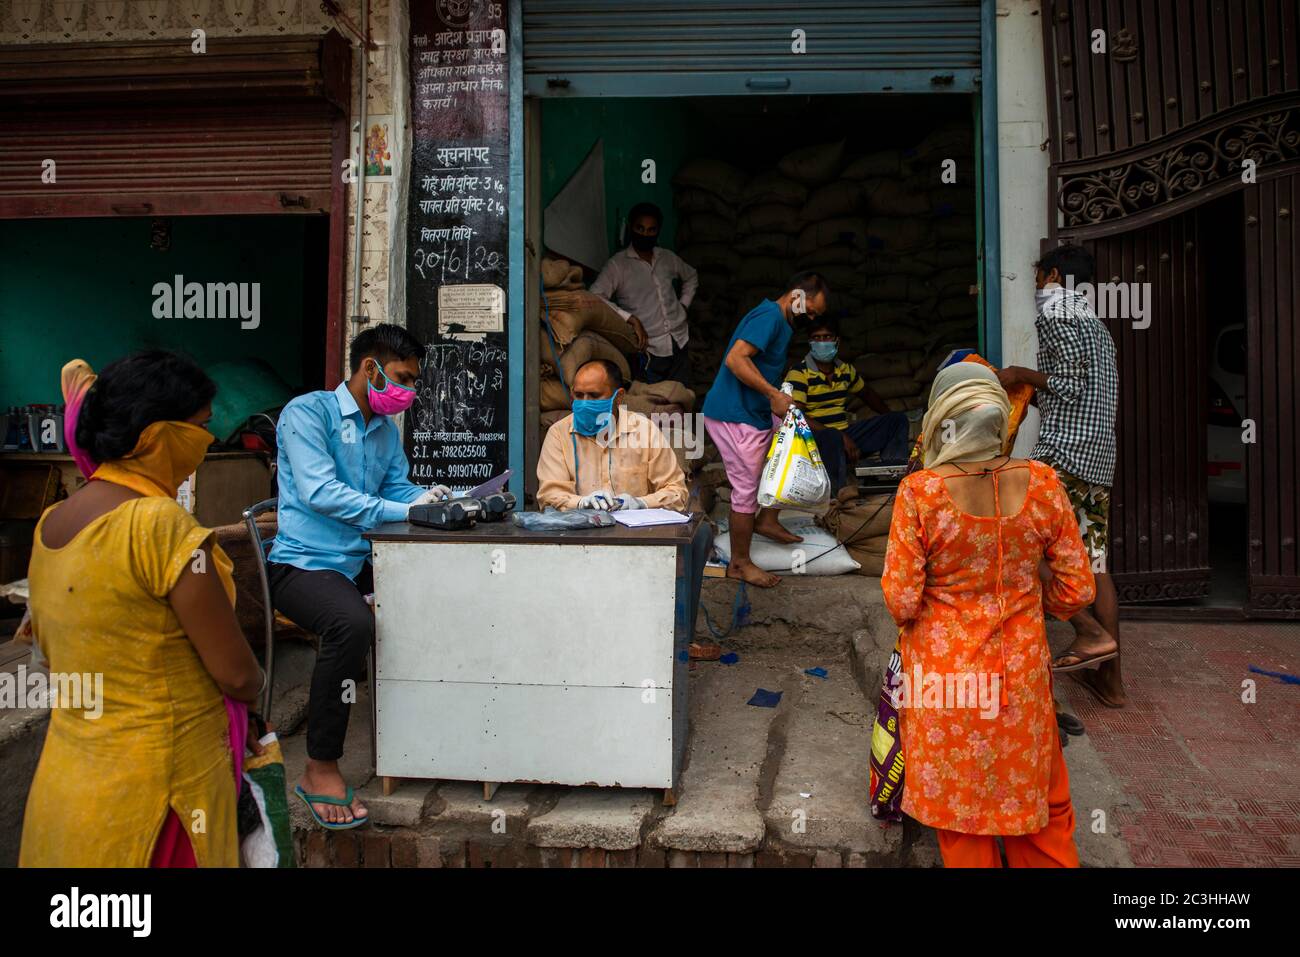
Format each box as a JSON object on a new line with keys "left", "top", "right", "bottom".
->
{"left": 753, "top": 518, "right": 803, "bottom": 545}
{"left": 301, "top": 760, "right": 368, "bottom": 825}
{"left": 727, "top": 559, "right": 780, "bottom": 588}
{"left": 1068, "top": 668, "right": 1127, "bottom": 709}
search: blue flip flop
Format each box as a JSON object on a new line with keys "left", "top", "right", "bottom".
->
{"left": 294, "top": 784, "right": 370, "bottom": 830}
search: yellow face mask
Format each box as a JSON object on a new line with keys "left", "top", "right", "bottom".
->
{"left": 90, "top": 420, "right": 213, "bottom": 499}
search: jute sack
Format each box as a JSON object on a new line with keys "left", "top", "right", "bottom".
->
{"left": 800, "top": 263, "right": 859, "bottom": 291}
{"left": 545, "top": 292, "right": 640, "bottom": 353}
{"left": 778, "top": 140, "right": 847, "bottom": 185}
{"left": 629, "top": 379, "right": 696, "bottom": 410}
{"left": 800, "top": 180, "right": 864, "bottom": 221}
{"left": 675, "top": 187, "right": 739, "bottom": 220}
{"left": 738, "top": 256, "right": 795, "bottom": 286}
{"left": 931, "top": 188, "right": 976, "bottom": 215}
{"left": 673, "top": 158, "right": 748, "bottom": 204}
{"left": 677, "top": 243, "right": 742, "bottom": 273}
{"left": 540, "top": 375, "right": 571, "bottom": 413}
{"left": 869, "top": 375, "right": 923, "bottom": 400}
{"left": 678, "top": 213, "right": 735, "bottom": 245}
{"left": 862, "top": 178, "right": 932, "bottom": 217}
{"left": 541, "top": 256, "right": 584, "bottom": 291}
{"left": 843, "top": 150, "right": 902, "bottom": 179}
{"left": 866, "top": 324, "right": 930, "bottom": 351}
{"left": 936, "top": 297, "right": 978, "bottom": 320}
{"left": 863, "top": 275, "right": 912, "bottom": 302}
{"left": 930, "top": 316, "right": 977, "bottom": 341}
{"left": 560, "top": 331, "right": 632, "bottom": 384}
{"left": 797, "top": 217, "right": 868, "bottom": 257}
{"left": 935, "top": 216, "right": 976, "bottom": 243}
{"left": 853, "top": 351, "right": 922, "bottom": 380}
{"left": 741, "top": 170, "right": 809, "bottom": 208}
{"left": 736, "top": 232, "right": 795, "bottom": 257}
{"left": 908, "top": 127, "right": 972, "bottom": 163}
{"left": 623, "top": 394, "right": 684, "bottom": 416}
{"left": 865, "top": 217, "right": 931, "bottom": 251}
{"left": 863, "top": 302, "right": 922, "bottom": 326}
{"left": 797, "top": 243, "right": 864, "bottom": 267}
{"left": 820, "top": 493, "right": 895, "bottom": 575}
{"left": 863, "top": 253, "right": 930, "bottom": 277}
{"left": 916, "top": 245, "right": 974, "bottom": 269}
{"left": 540, "top": 409, "right": 569, "bottom": 434}
{"left": 737, "top": 203, "right": 800, "bottom": 235}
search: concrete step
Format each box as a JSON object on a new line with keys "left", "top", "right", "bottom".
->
{"left": 698, "top": 574, "right": 888, "bottom": 654}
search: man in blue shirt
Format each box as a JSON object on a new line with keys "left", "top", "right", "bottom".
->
{"left": 268, "top": 323, "right": 449, "bottom": 828}
{"left": 701, "top": 272, "right": 829, "bottom": 588}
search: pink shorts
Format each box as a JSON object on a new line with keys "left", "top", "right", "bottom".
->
{"left": 704, "top": 416, "right": 773, "bottom": 514}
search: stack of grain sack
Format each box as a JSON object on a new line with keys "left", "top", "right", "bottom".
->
{"left": 538, "top": 255, "right": 700, "bottom": 479}
{"left": 672, "top": 121, "right": 979, "bottom": 414}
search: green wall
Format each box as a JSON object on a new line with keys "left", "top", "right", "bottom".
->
{"left": 541, "top": 98, "right": 700, "bottom": 255}
{"left": 0, "top": 216, "right": 310, "bottom": 410}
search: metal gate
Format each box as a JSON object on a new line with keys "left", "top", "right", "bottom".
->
{"left": 1077, "top": 213, "right": 1212, "bottom": 603}
{"left": 1244, "top": 172, "right": 1300, "bottom": 617}
{"left": 522, "top": 0, "right": 981, "bottom": 97}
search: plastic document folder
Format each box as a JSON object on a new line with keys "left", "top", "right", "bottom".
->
{"left": 612, "top": 508, "right": 691, "bottom": 528}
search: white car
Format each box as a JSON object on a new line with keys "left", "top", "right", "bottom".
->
{"left": 1207, "top": 324, "right": 1247, "bottom": 504}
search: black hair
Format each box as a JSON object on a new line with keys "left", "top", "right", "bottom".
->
{"left": 627, "top": 202, "right": 664, "bottom": 230}
{"left": 808, "top": 315, "right": 840, "bottom": 337}
{"left": 75, "top": 350, "right": 216, "bottom": 463}
{"left": 1035, "top": 243, "right": 1095, "bottom": 287}
{"left": 349, "top": 322, "right": 427, "bottom": 374}
{"left": 784, "top": 270, "right": 830, "bottom": 297}
{"left": 578, "top": 359, "right": 625, "bottom": 392}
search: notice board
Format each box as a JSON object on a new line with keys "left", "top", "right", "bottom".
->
{"left": 405, "top": 0, "right": 510, "bottom": 489}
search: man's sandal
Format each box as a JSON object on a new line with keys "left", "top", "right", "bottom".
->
{"left": 294, "top": 784, "right": 370, "bottom": 831}
{"left": 1050, "top": 648, "right": 1119, "bottom": 673}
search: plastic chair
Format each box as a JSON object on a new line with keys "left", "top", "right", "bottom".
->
{"left": 241, "top": 498, "right": 377, "bottom": 769}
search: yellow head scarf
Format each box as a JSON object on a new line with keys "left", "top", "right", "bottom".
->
{"left": 90, "top": 420, "right": 213, "bottom": 499}
{"left": 920, "top": 363, "right": 1012, "bottom": 470}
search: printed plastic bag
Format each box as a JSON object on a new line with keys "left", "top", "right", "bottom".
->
{"left": 756, "top": 405, "right": 831, "bottom": 508}
{"left": 512, "top": 508, "right": 617, "bottom": 531}
{"left": 867, "top": 639, "right": 905, "bottom": 823}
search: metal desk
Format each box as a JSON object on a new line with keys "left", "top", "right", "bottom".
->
{"left": 363, "top": 514, "right": 707, "bottom": 799}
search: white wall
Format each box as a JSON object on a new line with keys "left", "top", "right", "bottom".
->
{"left": 998, "top": 0, "right": 1050, "bottom": 452}
{"left": 996, "top": 0, "right": 1051, "bottom": 370}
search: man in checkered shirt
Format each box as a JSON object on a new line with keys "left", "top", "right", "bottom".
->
{"left": 998, "top": 244, "right": 1125, "bottom": 710}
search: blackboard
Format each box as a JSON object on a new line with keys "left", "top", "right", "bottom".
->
{"left": 405, "top": 0, "right": 510, "bottom": 489}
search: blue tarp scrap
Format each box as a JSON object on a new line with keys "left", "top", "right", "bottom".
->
{"left": 719, "top": 652, "right": 740, "bottom": 665}
{"left": 804, "top": 667, "right": 828, "bottom": 679}
{"left": 747, "top": 688, "right": 782, "bottom": 708}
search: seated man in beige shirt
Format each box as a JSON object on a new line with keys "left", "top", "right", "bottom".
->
{"left": 537, "top": 359, "right": 688, "bottom": 511}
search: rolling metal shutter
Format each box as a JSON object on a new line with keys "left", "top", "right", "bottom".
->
{"left": 523, "top": 0, "right": 982, "bottom": 97}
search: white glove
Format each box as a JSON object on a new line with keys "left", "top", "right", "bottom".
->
{"left": 614, "top": 492, "right": 647, "bottom": 511}
{"left": 577, "top": 488, "right": 617, "bottom": 510}
{"left": 412, "top": 484, "right": 452, "bottom": 506}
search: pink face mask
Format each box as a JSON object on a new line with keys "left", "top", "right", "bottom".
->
{"left": 366, "top": 360, "right": 417, "bottom": 415}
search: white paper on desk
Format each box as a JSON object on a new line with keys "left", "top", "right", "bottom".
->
{"left": 612, "top": 508, "right": 691, "bottom": 527}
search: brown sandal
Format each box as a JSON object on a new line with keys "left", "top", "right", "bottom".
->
{"left": 1051, "top": 647, "right": 1119, "bottom": 673}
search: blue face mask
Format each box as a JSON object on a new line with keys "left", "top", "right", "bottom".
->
{"left": 810, "top": 341, "right": 839, "bottom": 363}
{"left": 572, "top": 390, "right": 621, "bottom": 437}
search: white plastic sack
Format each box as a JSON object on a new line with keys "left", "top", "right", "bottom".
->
{"left": 757, "top": 407, "right": 831, "bottom": 509}
{"left": 713, "top": 513, "right": 860, "bottom": 575}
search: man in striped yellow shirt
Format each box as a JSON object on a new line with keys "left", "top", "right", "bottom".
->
{"left": 785, "top": 316, "right": 911, "bottom": 491}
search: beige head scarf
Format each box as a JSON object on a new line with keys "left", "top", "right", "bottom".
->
{"left": 920, "top": 362, "right": 1012, "bottom": 470}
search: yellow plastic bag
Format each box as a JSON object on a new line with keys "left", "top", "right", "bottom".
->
{"left": 757, "top": 406, "right": 831, "bottom": 508}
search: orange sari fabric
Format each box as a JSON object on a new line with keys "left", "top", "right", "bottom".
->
{"left": 881, "top": 461, "right": 1095, "bottom": 835}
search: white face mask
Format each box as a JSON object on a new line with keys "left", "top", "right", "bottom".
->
{"left": 1034, "top": 286, "right": 1061, "bottom": 314}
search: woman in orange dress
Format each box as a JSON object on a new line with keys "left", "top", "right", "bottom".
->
{"left": 881, "top": 362, "right": 1095, "bottom": 867}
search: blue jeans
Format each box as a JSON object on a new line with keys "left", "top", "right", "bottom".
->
{"left": 815, "top": 413, "right": 911, "bottom": 490}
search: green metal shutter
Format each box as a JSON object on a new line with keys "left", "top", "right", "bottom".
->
{"left": 523, "top": 0, "right": 981, "bottom": 97}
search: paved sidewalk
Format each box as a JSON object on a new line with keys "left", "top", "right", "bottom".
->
{"left": 1053, "top": 620, "right": 1300, "bottom": 867}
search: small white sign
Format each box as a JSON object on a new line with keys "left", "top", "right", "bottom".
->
{"left": 438, "top": 283, "right": 505, "bottom": 336}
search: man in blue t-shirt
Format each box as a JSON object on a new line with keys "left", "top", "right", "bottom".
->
{"left": 702, "top": 271, "right": 829, "bottom": 587}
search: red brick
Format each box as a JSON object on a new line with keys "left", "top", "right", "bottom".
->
{"left": 466, "top": 841, "right": 487, "bottom": 868}
{"left": 304, "top": 831, "right": 329, "bottom": 868}
{"left": 331, "top": 832, "right": 360, "bottom": 868}
{"left": 579, "top": 847, "right": 607, "bottom": 868}
{"left": 391, "top": 834, "right": 418, "bottom": 868}
{"left": 416, "top": 836, "right": 443, "bottom": 868}
{"left": 606, "top": 849, "right": 637, "bottom": 868}
{"left": 698, "top": 852, "right": 727, "bottom": 868}
{"left": 755, "top": 850, "right": 784, "bottom": 868}
{"left": 667, "top": 850, "right": 698, "bottom": 868}
{"left": 363, "top": 833, "right": 391, "bottom": 867}
{"left": 636, "top": 847, "right": 666, "bottom": 868}
{"left": 814, "top": 850, "right": 842, "bottom": 868}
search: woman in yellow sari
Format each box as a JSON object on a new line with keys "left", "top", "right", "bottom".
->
{"left": 21, "top": 351, "right": 264, "bottom": 867}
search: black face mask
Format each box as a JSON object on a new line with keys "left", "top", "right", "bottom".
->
{"left": 629, "top": 232, "right": 657, "bottom": 252}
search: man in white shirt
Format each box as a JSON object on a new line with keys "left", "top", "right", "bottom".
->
{"left": 590, "top": 202, "right": 699, "bottom": 385}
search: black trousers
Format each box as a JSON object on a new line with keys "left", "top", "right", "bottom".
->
{"left": 267, "top": 561, "right": 374, "bottom": 762}
{"left": 641, "top": 339, "right": 691, "bottom": 385}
